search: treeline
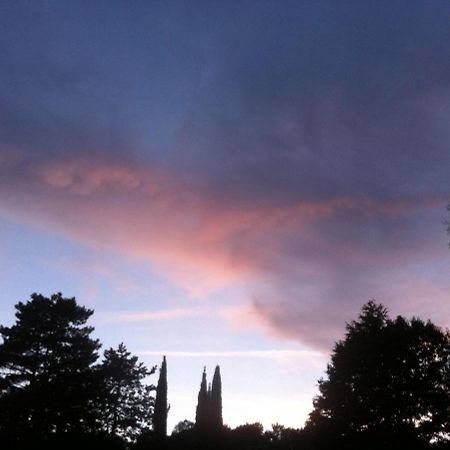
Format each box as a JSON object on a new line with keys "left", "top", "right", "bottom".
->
{"left": 0, "top": 293, "right": 166, "bottom": 449}
{"left": 2, "top": 294, "right": 450, "bottom": 450}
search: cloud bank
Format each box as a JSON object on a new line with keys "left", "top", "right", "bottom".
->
{"left": 1, "top": 1, "right": 450, "bottom": 349}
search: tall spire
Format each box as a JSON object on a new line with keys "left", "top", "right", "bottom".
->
{"left": 153, "top": 355, "right": 168, "bottom": 438}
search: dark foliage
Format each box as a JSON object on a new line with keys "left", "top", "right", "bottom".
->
{"left": 0, "top": 293, "right": 101, "bottom": 442}
{"left": 154, "top": 355, "right": 169, "bottom": 438}
{"left": 211, "top": 365, "right": 223, "bottom": 430}
{"left": 195, "top": 365, "right": 223, "bottom": 433}
{"left": 193, "top": 365, "right": 224, "bottom": 449}
{"left": 196, "top": 367, "right": 210, "bottom": 431}
{"left": 2, "top": 293, "right": 450, "bottom": 450}
{"left": 172, "top": 419, "right": 195, "bottom": 435}
{"left": 0, "top": 293, "right": 155, "bottom": 448}
{"left": 96, "top": 343, "right": 155, "bottom": 441}
{"left": 306, "top": 301, "right": 450, "bottom": 449}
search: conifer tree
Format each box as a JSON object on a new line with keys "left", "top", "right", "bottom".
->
{"left": 307, "top": 301, "right": 450, "bottom": 446}
{"left": 0, "top": 293, "right": 101, "bottom": 439}
{"left": 97, "top": 343, "right": 155, "bottom": 442}
{"left": 153, "top": 355, "right": 169, "bottom": 438}
{"left": 195, "top": 365, "right": 223, "bottom": 434}
{"left": 195, "top": 367, "right": 209, "bottom": 431}
{"left": 211, "top": 365, "right": 223, "bottom": 430}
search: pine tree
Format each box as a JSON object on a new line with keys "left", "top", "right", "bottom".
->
{"left": 211, "top": 365, "right": 223, "bottom": 430}
{"left": 153, "top": 355, "right": 169, "bottom": 438}
{"left": 97, "top": 343, "right": 155, "bottom": 442}
{"left": 0, "top": 293, "right": 101, "bottom": 439}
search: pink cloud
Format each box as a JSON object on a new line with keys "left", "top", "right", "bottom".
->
{"left": 0, "top": 155, "right": 447, "bottom": 348}
{"left": 37, "top": 159, "right": 144, "bottom": 194}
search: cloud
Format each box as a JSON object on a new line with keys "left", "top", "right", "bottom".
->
{"left": 37, "top": 160, "right": 143, "bottom": 195}
{"left": 1, "top": 1, "right": 450, "bottom": 350}
{"left": 136, "top": 349, "right": 326, "bottom": 363}
{"left": 1, "top": 153, "right": 446, "bottom": 349}
{"left": 99, "top": 307, "right": 208, "bottom": 323}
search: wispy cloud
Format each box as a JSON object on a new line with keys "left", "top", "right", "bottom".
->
{"left": 137, "top": 349, "right": 326, "bottom": 361}
{"left": 99, "top": 307, "right": 209, "bottom": 323}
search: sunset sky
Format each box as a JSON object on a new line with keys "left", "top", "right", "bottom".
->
{"left": 1, "top": 1, "right": 450, "bottom": 431}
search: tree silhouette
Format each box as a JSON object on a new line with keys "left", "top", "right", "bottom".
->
{"left": 154, "top": 355, "right": 169, "bottom": 439}
{"left": 195, "top": 365, "right": 223, "bottom": 435}
{"left": 97, "top": 343, "right": 155, "bottom": 442}
{"left": 0, "top": 293, "right": 101, "bottom": 442}
{"left": 195, "top": 367, "right": 209, "bottom": 432}
{"left": 172, "top": 420, "right": 195, "bottom": 435}
{"left": 228, "top": 423, "right": 265, "bottom": 450}
{"left": 211, "top": 365, "right": 223, "bottom": 431}
{"left": 307, "top": 301, "right": 450, "bottom": 447}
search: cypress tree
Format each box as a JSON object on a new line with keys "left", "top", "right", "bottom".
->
{"left": 153, "top": 355, "right": 168, "bottom": 438}
{"left": 195, "top": 367, "right": 209, "bottom": 431}
{"left": 195, "top": 365, "right": 223, "bottom": 436}
{"left": 211, "top": 365, "right": 223, "bottom": 430}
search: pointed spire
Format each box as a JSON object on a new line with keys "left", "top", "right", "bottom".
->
{"left": 153, "top": 355, "right": 168, "bottom": 438}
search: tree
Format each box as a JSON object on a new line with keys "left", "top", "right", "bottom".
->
{"left": 153, "top": 355, "right": 169, "bottom": 438}
{"left": 195, "top": 365, "right": 223, "bottom": 434}
{"left": 169, "top": 420, "right": 197, "bottom": 450}
{"left": 195, "top": 367, "right": 209, "bottom": 431}
{"left": 97, "top": 343, "right": 155, "bottom": 442}
{"left": 264, "top": 424, "right": 303, "bottom": 450}
{"left": 211, "top": 365, "right": 223, "bottom": 430}
{"left": 307, "top": 301, "right": 450, "bottom": 447}
{"left": 172, "top": 420, "right": 195, "bottom": 435}
{"left": 0, "top": 293, "right": 101, "bottom": 441}
{"left": 228, "top": 423, "right": 265, "bottom": 450}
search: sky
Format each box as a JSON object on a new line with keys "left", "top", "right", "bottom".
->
{"left": 1, "top": 0, "right": 450, "bottom": 432}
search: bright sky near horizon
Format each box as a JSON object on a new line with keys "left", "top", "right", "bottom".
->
{"left": 1, "top": 0, "right": 450, "bottom": 432}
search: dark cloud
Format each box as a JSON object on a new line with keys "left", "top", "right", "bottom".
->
{"left": 1, "top": 1, "right": 450, "bottom": 349}
{"left": 165, "top": 2, "right": 450, "bottom": 206}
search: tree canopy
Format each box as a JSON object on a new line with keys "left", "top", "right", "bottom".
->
{"left": 97, "top": 343, "right": 155, "bottom": 441}
{"left": 0, "top": 293, "right": 101, "bottom": 439}
{"left": 3, "top": 293, "right": 450, "bottom": 450}
{"left": 307, "top": 301, "right": 450, "bottom": 447}
{"left": 0, "top": 293, "right": 156, "bottom": 449}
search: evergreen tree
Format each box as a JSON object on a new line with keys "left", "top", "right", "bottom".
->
{"left": 195, "top": 365, "right": 223, "bottom": 436}
{"left": 195, "top": 367, "right": 209, "bottom": 431}
{"left": 154, "top": 355, "right": 169, "bottom": 438}
{"left": 0, "top": 293, "right": 101, "bottom": 441}
{"left": 211, "top": 365, "right": 223, "bottom": 430}
{"left": 307, "top": 301, "right": 450, "bottom": 447}
{"left": 97, "top": 343, "right": 155, "bottom": 442}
